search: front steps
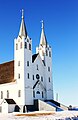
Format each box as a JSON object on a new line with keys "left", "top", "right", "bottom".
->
{"left": 26, "top": 99, "right": 68, "bottom": 112}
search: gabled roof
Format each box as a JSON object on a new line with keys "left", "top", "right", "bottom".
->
{"left": 5, "top": 99, "right": 16, "bottom": 104}
{"left": 32, "top": 53, "right": 39, "bottom": 63}
{"left": 0, "top": 61, "right": 15, "bottom": 84}
{"left": 32, "top": 53, "right": 45, "bottom": 66}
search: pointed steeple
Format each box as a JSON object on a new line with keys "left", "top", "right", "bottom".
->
{"left": 40, "top": 20, "right": 47, "bottom": 46}
{"left": 19, "top": 9, "right": 27, "bottom": 38}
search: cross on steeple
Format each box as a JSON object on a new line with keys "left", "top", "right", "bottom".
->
{"left": 22, "top": 9, "right": 24, "bottom": 19}
{"left": 40, "top": 20, "right": 47, "bottom": 46}
{"left": 19, "top": 9, "right": 27, "bottom": 38}
{"left": 41, "top": 20, "right": 44, "bottom": 29}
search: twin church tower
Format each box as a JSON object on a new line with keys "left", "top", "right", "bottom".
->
{"left": 0, "top": 10, "right": 53, "bottom": 111}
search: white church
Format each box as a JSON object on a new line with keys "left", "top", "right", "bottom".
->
{"left": 0, "top": 10, "right": 67, "bottom": 113}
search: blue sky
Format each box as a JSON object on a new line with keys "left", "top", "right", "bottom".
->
{"left": 0, "top": 0, "right": 78, "bottom": 106}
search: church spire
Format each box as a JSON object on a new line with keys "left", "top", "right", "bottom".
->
{"left": 40, "top": 20, "right": 47, "bottom": 47}
{"left": 19, "top": 9, "right": 27, "bottom": 38}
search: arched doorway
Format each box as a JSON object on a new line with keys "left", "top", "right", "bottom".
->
{"left": 14, "top": 105, "right": 20, "bottom": 112}
{"left": 23, "top": 105, "right": 27, "bottom": 113}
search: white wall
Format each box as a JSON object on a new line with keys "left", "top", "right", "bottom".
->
{"left": 8, "top": 104, "right": 16, "bottom": 113}
{"left": 1, "top": 100, "right": 8, "bottom": 113}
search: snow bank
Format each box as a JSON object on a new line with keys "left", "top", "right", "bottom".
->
{"left": 0, "top": 110, "right": 78, "bottom": 120}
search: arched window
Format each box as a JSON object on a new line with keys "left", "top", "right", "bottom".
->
{"left": 27, "top": 61, "right": 29, "bottom": 66}
{"left": 49, "top": 51, "right": 51, "bottom": 57}
{"left": 33, "top": 91, "right": 35, "bottom": 98}
{"left": 16, "top": 44, "right": 18, "bottom": 50}
{"left": 7, "top": 90, "right": 9, "bottom": 98}
{"left": 18, "top": 74, "right": 20, "bottom": 79}
{"left": 1, "top": 91, "right": 3, "bottom": 99}
{"left": 33, "top": 75, "right": 34, "bottom": 80}
{"left": 48, "top": 67, "right": 50, "bottom": 72}
{"left": 27, "top": 39, "right": 29, "bottom": 42}
{"left": 42, "top": 91, "right": 44, "bottom": 98}
{"left": 29, "top": 43, "right": 31, "bottom": 50}
{"left": 18, "top": 90, "right": 21, "bottom": 97}
{"left": 27, "top": 73, "right": 29, "bottom": 79}
{"left": 36, "top": 91, "right": 40, "bottom": 94}
{"left": 41, "top": 76, "right": 43, "bottom": 82}
{"left": 25, "top": 42, "right": 27, "bottom": 49}
{"left": 49, "top": 77, "right": 50, "bottom": 82}
{"left": 18, "top": 61, "right": 20, "bottom": 66}
{"left": 37, "top": 64, "right": 39, "bottom": 70}
{"left": 0, "top": 106, "right": 2, "bottom": 112}
{"left": 20, "top": 42, "right": 22, "bottom": 49}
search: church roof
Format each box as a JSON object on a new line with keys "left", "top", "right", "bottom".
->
{"left": 19, "top": 9, "right": 27, "bottom": 38}
{"left": 32, "top": 53, "right": 39, "bottom": 63}
{"left": 0, "top": 61, "right": 15, "bottom": 84}
{"left": 32, "top": 53, "right": 45, "bottom": 66}
{"left": 5, "top": 99, "right": 16, "bottom": 104}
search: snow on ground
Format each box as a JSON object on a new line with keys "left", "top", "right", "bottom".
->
{"left": 0, "top": 111, "right": 78, "bottom": 120}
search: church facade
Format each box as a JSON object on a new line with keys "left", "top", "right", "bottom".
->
{"left": 0, "top": 11, "right": 54, "bottom": 112}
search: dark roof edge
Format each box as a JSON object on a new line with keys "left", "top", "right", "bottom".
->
{"left": 0, "top": 60, "right": 14, "bottom": 65}
{"left": 32, "top": 53, "right": 39, "bottom": 63}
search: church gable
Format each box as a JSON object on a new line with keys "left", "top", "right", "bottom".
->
{"left": 32, "top": 53, "right": 45, "bottom": 67}
{"left": 0, "top": 61, "right": 15, "bottom": 84}
{"left": 33, "top": 79, "right": 46, "bottom": 100}
{"left": 33, "top": 79, "right": 46, "bottom": 91}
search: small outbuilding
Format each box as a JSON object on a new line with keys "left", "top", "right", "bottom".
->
{"left": 0, "top": 99, "right": 16, "bottom": 113}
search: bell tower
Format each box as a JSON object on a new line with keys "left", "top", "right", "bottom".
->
{"left": 14, "top": 10, "right": 33, "bottom": 106}
{"left": 36, "top": 21, "right": 54, "bottom": 100}
{"left": 36, "top": 20, "right": 47, "bottom": 61}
